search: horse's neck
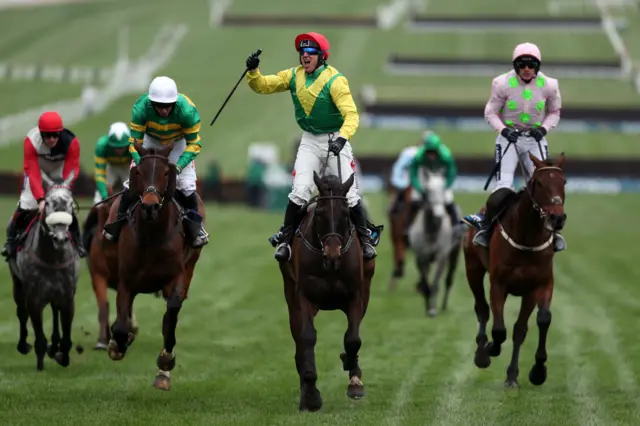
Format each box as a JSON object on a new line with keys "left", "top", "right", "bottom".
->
{"left": 133, "top": 202, "right": 179, "bottom": 245}
{"left": 504, "top": 193, "right": 548, "bottom": 246}
{"left": 29, "top": 223, "right": 61, "bottom": 260}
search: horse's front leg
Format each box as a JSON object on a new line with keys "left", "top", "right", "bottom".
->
{"left": 441, "top": 243, "right": 461, "bottom": 312}
{"left": 153, "top": 280, "right": 185, "bottom": 391}
{"left": 290, "top": 296, "right": 321, "bottom": 412}
{"left": 12, "top": 273, "right": 31, "bottom": 355}
{"left": 529, "top": 281, "right": 554, "bottom": 386}
{"left": 91, "top": 272, "right": 110, "bottom": 350}
{"left": 108, "top": 282, "right": 135, "bottom": 361}
{"left": 428, "top": 256, "right": 448, "bottom": 317}
{"left": 505, "top": 294, "right": 536, "bottom": 388}
{"left": 464, "top": 250, "right": 489, "bottom": 368}
{"left": 486, "top": 278, "right": 508, "bottom": 358}
{"left": 340, "top": 292, "right": 366, "bottom": 399}
{"left": 53, "top": 297, "right": 75, "bottom": 368}
{"left": 26, "top": 299, "right": 47, "bottom": 371}
{"left": 47, "top": 305, "right": 60, "bottom": 359}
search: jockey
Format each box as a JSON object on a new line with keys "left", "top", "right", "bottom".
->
{"left": 246, "top": 32, "right": 377, "bottom": 262}
{"left": 464, "top": 42, "right": 565, "bottom": 252}
{"left": 93, "top": 122, "right": 131, "bottom": 205}
{"left": 1, "top": 111, "right": 85, "bottom": 259}
{"left": 407, "top": 131, "right": 460, "bottom": 234}
{"left": 102, "top": 76, "right": 209, "bottom": 248}
{"left": 389, "top": 143, "right": 420, "bottom": 214}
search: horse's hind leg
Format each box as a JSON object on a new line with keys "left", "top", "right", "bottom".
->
{"left": 108, "top": 283, "right": 135, "bottom": 361}
{"left": 290, "top": 298, "right": 322, "bottom": 411}
{"left": 441, "top": 243, "right": 461, "bottom": 312}
{"left": 428, "top": 257, "right": 449, "bottom": 318}
{"left": 529, "top": 282, "right": 554, "bottom": 386}
{"left": 505, "top": 294, "right": 536, "bottom": 388}
{"left": 91, "top": 273, "right": 110, "bottom": 350}
{"left": 486, "top": 278, "right": 508, "bottom": 359}
{"left": 464, "top": 248, "right": 490, "bottom": 369}
{"left": 47, "top": 305, "right": 60, "bottom": 359}
{"left": 340, "top": 293, "right": 366, "bottom": 400}
{"left": 12, "top": 273, "right": 31, "bottom": 355}
{"left": 54, "top": 298, "right": 75, "bottom": 368}
{"left": 389, "top": 214, "right": 406, "bottom": 291}
{"left": 153, "top": 283, "right": 185, "bottom": 391}
{"left": 26, "top": 300, "right": 47, "bottom": 371}
{"left": 415, "top": 256, "right": 432, "bottom": 316}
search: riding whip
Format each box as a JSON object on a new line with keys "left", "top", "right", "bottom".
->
{"left": 209, "top": 48, "right": 262, "bottom": 127}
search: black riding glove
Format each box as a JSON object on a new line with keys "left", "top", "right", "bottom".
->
{"left": 529, "top": 126, "right": 547, "bottom": 142}
{"left": 246, "top": 52, "right": 260, "bottom": 70}
{"left": 500, "top": 127, "right": 519, "bottom": 144}
{"left": 328, "top": 137, "right": 347, "bottom": 156}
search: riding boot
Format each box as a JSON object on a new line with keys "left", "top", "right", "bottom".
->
{"left": 182, "top": 192, "right": 209, "bottom": 248}
{"left": 81, "top": 208, "right": 97, "bottom": 253}
{"left": 69, "top": 213, "right": 87, "bottom": 258}
{"left": 350, "top": 201, "right": 377, "bottom": 260}
{"left": 102, "top": 189, "right": 134, "bottom": 242}
{"left": 404, "top": 201, "right": 421, "bottom": 239}
{"left": 271, "top": 200, "right": 303, "bottom": 262}
{"left": 2, "top": 207, "right": 23, "bottom": 260}
{"left": 553, "top": 232, "right": 566, "bottom": 252}
{"left": 445, "top": 202, "right": 461, "bottom": 235}
{"left": 390, "top": 189, "right": 406, "bottom": 215}
{"left": 472, "top": 188, "right": 513, "bottom": 248}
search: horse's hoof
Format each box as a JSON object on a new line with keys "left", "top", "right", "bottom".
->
{"left": 75, "top": 344, "right": 84, "bottom": 354}
{"left": 427, "top": 308, "right": 438, "bottom": 317}
{"left": 529, "top": 364, "right": 547, "bottom": 386}
{"left": 131, "top": 325, "right": 139, "bottom": 335}
{"left": 474, "top": 350, "right": 491, "bottom": 369}
{"left": 93, "top": 342, "right": 109, "bottom": 351}
{"left": 504, "top": 379, "right": 520, "bottom": 389}
{"left": 107, "top": 339, "right": 125, "bottom": 361}
{"left": 299, "top": 390, "right": 323, "bottom": 412}
{"left": 153, "top": 371, "right": 171, "bottom": 391}
{"left": 17, "top": 341, "right": 31, "bottom": 355}
{"left": 157, "top": 349, "right": 176, "bottom": 371}
{"left": 347, "top": 376, "right": 365, "bottom": 399}
{"left": 486, "top": 341, "right": 501, "bottom": 357}
{"left": 46, "top": 344, "right": 58, "bottom": 359}
{"left": 37, "top": 359, "right": 44, "bottom": 371}
{"left": 54, "top": 352, "right": 70, "bottom": 368}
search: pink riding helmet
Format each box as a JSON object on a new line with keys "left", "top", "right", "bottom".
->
{"left": 512, "top": 42, "right": 542, "bottom": 62}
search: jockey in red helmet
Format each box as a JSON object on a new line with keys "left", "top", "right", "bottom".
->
{"left": 245, "top": 32, "right": 381, "bottom": 262}
{"left": 2, "top": 111, "right": 85, "bottom": 259}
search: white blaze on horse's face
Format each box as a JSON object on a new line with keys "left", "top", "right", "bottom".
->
{"left": 423, "top": 171, "right": 446, "bottom": 216}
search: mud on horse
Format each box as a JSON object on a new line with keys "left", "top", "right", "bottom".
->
{"left": 107, "top": 142, "right": 205, "bottom": 391}
{"left": 462, "top": 152, "right": 567, "bottom": 388}
{"left": 279, "top": 170, "right": 375, "bottom": 412}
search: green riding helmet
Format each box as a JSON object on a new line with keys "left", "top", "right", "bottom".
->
{"left": 422, "top": 130, "right": 441, "bottom": 151}
{"left": 108, "top": 121, "right": 131, "bottom": 148}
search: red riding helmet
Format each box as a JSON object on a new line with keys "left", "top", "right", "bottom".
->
{"left": 38, "top": 111, "right": 64, "bottom": 133}
{"left": 294, "top": 32, "right": 330, "bottom": 60}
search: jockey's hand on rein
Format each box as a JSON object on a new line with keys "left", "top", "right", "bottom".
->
{"left": 529, "top": 127, "right": 547, "bottom": 142}
{"left": 246, "top": 52, "right": 260, "bottom": 70}
{"left": 329, "top": 137, "right": 347, "bottom": 156}
{"left": 500, "top": 127, "right": 520, "bottom": 144}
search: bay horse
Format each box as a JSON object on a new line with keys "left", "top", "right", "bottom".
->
{"left": 407, "top": 170, "right": 461, "bottom": 317}
{"left": 106, "top": 142, "right": 205, "bottom": 391}
{"left": 462, "top": 152, "right": 567, "bottom": 388}
{"left": 387, "top": 187, "right": 411, "bottom": 290}
{"left": 279, "top": 170, "right": 375, "bottom": 412}
{"left": 9, "top": 172, "right": 80, "bottom": 371}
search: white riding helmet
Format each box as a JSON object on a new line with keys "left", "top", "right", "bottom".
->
{"left": 512, "top": 42, "right": 541, "bottom": 62}
{"left": 108, "top": 121, "right": 130, "bottom": 140}
{"left": 148, "top": 76, "right": 178, "bottom": 104}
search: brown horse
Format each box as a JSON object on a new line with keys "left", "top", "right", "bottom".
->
{"left": 279, "top": 171, "right": 375, "bottom": 412}
{"left": 387, "top": 187, "right": 411, "bottom": 290}
{"left": 106, "top": 142, "right": 205, "bottom": 391}
{"left": 463, "top": 152, "right": 566, "bottom": 388}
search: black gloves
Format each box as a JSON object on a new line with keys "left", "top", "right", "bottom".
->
{"left": 246, "top": 52, "right": 260, "bottom": 70}
{"left": 529, "top": 126, "right": 547, "bottom": 142}
{"left": 500, "top": 127, "right": 520, "bottom": 144}
{"left": 328, "top": 137, "right": 347, "bottom": 156}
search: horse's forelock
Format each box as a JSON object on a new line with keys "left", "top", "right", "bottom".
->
{"left": 319, "top": 174, "right": 342, "bottom": 194}
{"left": 46, "top": 186, "right": 74, "bottom": 212}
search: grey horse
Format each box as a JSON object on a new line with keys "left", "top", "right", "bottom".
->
{"left": 407, "top": 170, "right": 463, "bottom": 317}
{"left": 9, "top": 172, "right": 80, "bottom": 371}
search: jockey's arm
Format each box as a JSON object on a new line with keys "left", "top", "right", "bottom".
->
{"left": 439, "top": 145, "right": 457, "bottom": 189}
{"left": 542, "top": 80, "right": 562, "bottom": 131}
{"left": 390, "top": 154, "right": 410, "bottom": 188}
{"left": 484, "top": 77, "right": 508, "bottom": 133}
{"left": 176, "top": 108, "right": 202, "bottom": 173}
{"left": 23, "top": 136, "right": 45, "bottom": 202}
{"left": 94, "top": 137, "right": 109, "bottom": 200}
{"left": 246, "top": 68, "right": 292, "bottom": 94}
{"left": 329, "top": 76, "right": 359, "bottom": 141}
{"left": 128, "top": 105, "right": 147, "bottom": 165}
{"left": 409, "top": 146, "right": 426, "bottom": 194}
{"left": 62, "top": 135, "right": 80, "bottom": 186}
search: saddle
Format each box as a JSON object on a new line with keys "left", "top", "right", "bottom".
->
{"left": 461, "top": 189, "right": 523, "bottom": 231}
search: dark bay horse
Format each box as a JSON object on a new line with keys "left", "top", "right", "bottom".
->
{"left": 387, "top": 187, "right": 411, "bottom": 290}
{"left": 462, "top": 152, "right": 567, "bottom": 388}
{"left": 279, "top": 171, "right": 375, "bottom": 412}
{"left": 106, "top": 142, "right": 205, "bottom": 391}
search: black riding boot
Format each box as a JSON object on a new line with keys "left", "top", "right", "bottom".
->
{"left": 389, "top": 190, "right": 405, "bottom": 215}
{"left": 102, "top": 189, "right": 134, "bottom": 242}
{"left": 472, "top": 188, "right": 514, "bottom": 248}
{"left": 404, "top": 201, "right": 421, "bottom": 237}
{"left": 271, "top": 200, "right": 303, "bottom": 262}
{"left": 1, "top": 207, "right": 23, "bottom": 260}
{"left": 70, "top": 213, "right": 87, "bottom": 258}
{"left": 182, "top": 192, "right": 209, "bottom": 248}
{"left": 350, "top": 201, "right": 377, "bottom": 260}
{"left": 445, "top": 202, "right": 461, "bottom": 234}
{"left": 81, "top": 209, "right": 98, "bottom": 253}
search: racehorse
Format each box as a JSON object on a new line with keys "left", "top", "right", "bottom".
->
{"left": 279, "top": 170, "right": 375, "bottom": 412}
{"left": 407, "top": 170, "right": 461, "bottom": 317}
{"left": 387, "top": 187, "right": 411, "bottom": 290}
{"left": 9, "top": 172, "right": 80, "bottom": 371}
{"left": 462, "top": 152, "right": 567, "bottom": 388}
{"left": 106, "top": 142, "right": 205, "bottom": 391}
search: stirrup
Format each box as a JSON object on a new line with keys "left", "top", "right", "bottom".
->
{"left": 472, "top": 228, "right": 490, "bottom": 247}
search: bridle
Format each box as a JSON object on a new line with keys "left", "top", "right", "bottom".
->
{"left": 136, "top": 154, "right": 171, "bottom": 209}
{"left": 525, "top": 165, "right": 565, "bottom": 220}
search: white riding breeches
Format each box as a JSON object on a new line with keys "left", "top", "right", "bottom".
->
{"left": 93, "top": 164, "right": 129, "bottom": 204}
{"left": 494, "top": 135, "right": 548, "bottom": 192}
{"left": 289, "top": 131, "right": 360, "bottom": 208}
{"left": 123, "top": 135, "right": 197, "bottom": 196}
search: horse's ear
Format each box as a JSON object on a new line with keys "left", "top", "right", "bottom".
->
{"left": 528, "top": 152, "right": 544, "bottom": 169}
{"left": 134, "top": 140, "right": 147, "bottom": 157}
{"left": 556, "top": 152, "right": 566, "bottom": 169}
{"left": 165, "top": 163, "right": 177, "bottom": 200}
{"left": 341, "top": 173, "right": 355, "bottom": 195}
{"left": 313, "top": 171, "right": 323, "bottom": 191}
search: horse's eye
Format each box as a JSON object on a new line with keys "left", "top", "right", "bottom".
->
{"left": 164, "top": 170, "right": 169, "bottom": 177}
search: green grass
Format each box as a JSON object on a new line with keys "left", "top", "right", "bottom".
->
{"left": 0, "top": 81, "right": 82, "bottom": 116}
{"left": 420, "top": 0, "right": 600, "bottom": 17}
{"left": 0, "top": 192, "right": 638, "bottom": 425}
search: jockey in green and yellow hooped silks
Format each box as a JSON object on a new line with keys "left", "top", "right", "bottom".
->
{"left": 102, "top": 76, "right": 209, "bottom": 248}
{"left": 245, "top": 32, "right": 377, "bottom": 262}
{"left": 93, "top": 122, "right": 132, "bottom": 205}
